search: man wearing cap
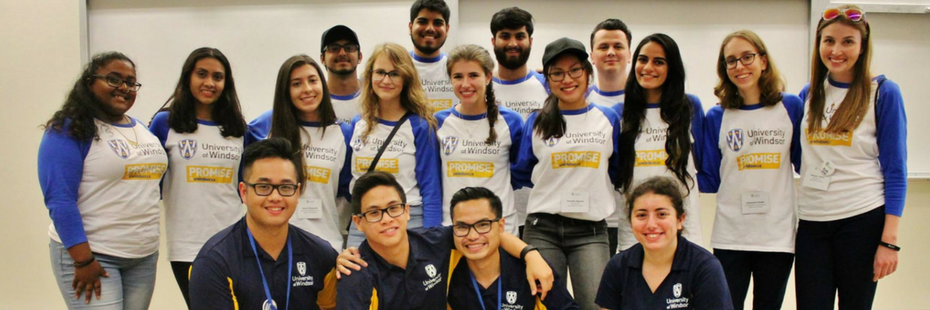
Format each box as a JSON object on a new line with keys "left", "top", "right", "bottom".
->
{"left": 408, "top": 0, "right": 457, "bottom": 112}
{"left": 446, "top": 187, "right": 579, "bottom": 310}
{"left": 321, "top": 25, "right": 363, "bottom": 124}
{"left": 488, "top": 6, "right": 549, "bottom": 239}
{"left": 587, "top": 18, "right": 633, "bottom": 256}
{"left": 189, "top": 138, "right": 338, "bottom": 310}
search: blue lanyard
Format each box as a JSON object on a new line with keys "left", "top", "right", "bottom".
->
{"left": 247, "top": 227, "right": 292, "bottom": 310}
{"left": 468, "top": 270, "right": 501, "bottom": 310}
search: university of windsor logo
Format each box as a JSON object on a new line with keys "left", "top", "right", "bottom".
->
{"left": 425, "top": 264, "right": 437, "bottom": 278}
{"left": 107, "top": 139, "right": 131, "bottom": 159}
{"left": 351, "top": 137, "right": 365, "bottom": 152}
{"left": 178, "top": 139, "right": 197, "bottom": 159}
{"left": 726, "top": 129, "right": 743, "bottom": 152}
{"left": 673, "top": 283, "right": 682, "bottom": 298}
{"left": 544, "top": 136, "right": 559, "bottom": 147}
{"left": 506, "top": 291, "right": 517, "bottom": 304}
{"left": 441, "top": 136, "right": 459, "bottom": 155}
{"left": 297, "top": 262, "right": 307, "bottom": 276}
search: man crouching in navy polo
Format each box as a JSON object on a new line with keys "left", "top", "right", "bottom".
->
{"left": 335, "top": 171, "right": 554, "bottom": 309}
{"left": 447, "top": 187, "right": 580, "bottom": 310}
{"left": 189, "top": 138, "right": 338, "bottom": 310}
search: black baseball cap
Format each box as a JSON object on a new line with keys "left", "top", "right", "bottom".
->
{"left": 321, "top": 25, "right": 359, "bottom": 53}
{"left": 542, "top": 37, "right": 588, "bottom": 67}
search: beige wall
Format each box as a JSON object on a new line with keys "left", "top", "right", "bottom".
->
{"left": 1, "top": 1, "right": 926, "bottom": 309}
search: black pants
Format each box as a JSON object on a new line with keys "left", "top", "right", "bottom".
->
{"left": 714, "top": 249, "right": 794, "bottom": 310}
{"left": 608, "top": 227, "right": 618, "bottom": 256}
{"left": 171, "top": 261, "right": 193, "bottom": 309}
{"left": 795, "top": 206, "right": 885, "bottom": 310}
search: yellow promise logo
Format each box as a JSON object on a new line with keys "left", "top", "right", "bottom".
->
{"left": 551, "top": 151, "right": 600, "bottom": 169}
{"left": 305, "top": 166, "right": 332, "bottom": 184}
{"left": 355, "top": 157, "right": 400, "bottom": 173}
{"left": 736, "top": 153, "right": 782, "bottom": 170}
{"left": 635, "top": 150, "right": 667, "bottom": 167}
{"left": 186, "top": 166, "right": 234, "bottom": 183}
{"left": 124, "top": 164, "right": 167, "bottom": 180}
{"left": 806, "top": 129, "right": 852, "bottom": 147}
{"left": 447, "top": 161, "right": 494, "bottom": 178}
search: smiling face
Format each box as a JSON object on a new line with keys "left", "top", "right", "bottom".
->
{"left": 240, "top": 157, "right": 300, "bottom": 231}
{"left": 635, "top": 42, "right": 668, "bottom": 98}
{"left": 371, "top": 55, "right": 404, "bottom": 103}
{"left": 723, "top": 37, "right": 767, "bottom": 96}
{"left": 452, "top": 198, "right": 503, "bottom": 262}
{"left": 409, "top": 9, "right": 449, "bottom": 57}
{"left": 322, "top": 39, "right": 362, "bottom": 76}
{"left": 819, "top": 22, "right": 863, "bottom": 83}
{"left": 450, "top": 60, "right": 490, "bottom": 108}
{"left": 289, "top": 64, "right": 324, "bottom": 121}
{"left": 189, "top": 57, "right": 226, "bottom": 106}
{"left": 591, "top": 29, "right": 631, "bottom": 77}
{"left": 91, "top": 60, "right": 137, "bottom": 122}
{"left": 631, "top": 192, "right": 684, "bottom": 253}
{"left": 354, "top": 185, "right": 410, "bottom": 249}
{"left": 547, "top": 54, "right": 588, "bottom": 107}
{"left": 492, "top": 26, "right": 532, "bottom": 70}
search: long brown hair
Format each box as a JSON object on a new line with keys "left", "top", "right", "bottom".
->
{"left": 358, "top": 43, "right": 436, "bottom": 138}
{"left": 446, "top": 44, "right": 499, "bottom": 144}
{"left": 534, "top": 53, "right": 594, "bottom": 140}
{"left": 714, "top": 30, "right": 785, "bottom": 109}
{"left": 807, "top": 4, "right": 873, "bottom": 133}
{"left": 270, "top": 55, "right": 337, "bottom": 157}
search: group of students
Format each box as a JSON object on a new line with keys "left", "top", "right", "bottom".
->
{"left": 37, "top": 0, "right": 906, "bottom": 309}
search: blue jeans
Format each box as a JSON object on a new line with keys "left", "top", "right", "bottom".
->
{"left": 523, "top": 213, "right": 609, "bottom": 310}
{"left": 346, "top": 204, "right": 423, "bottom": 248}
{"left": 50, "top": 241, "right": 158, "bottom": 310}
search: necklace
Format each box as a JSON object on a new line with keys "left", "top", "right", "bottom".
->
{"left": 110, "top": 116, "right": 139, "bottom": 146}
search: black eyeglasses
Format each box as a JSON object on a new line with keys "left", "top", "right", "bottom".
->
{"left": 358, "top": 203, "right": 406, "bottom": 223}
{"left": 244, "top": 182, "right": 299, "bottom": 197}
{"left": 547, "top": 66, "right": 584, "bottom": 82}
{"left": 371, "top": 69, "right": 402, "bottom": 82}
{"left": 325, "top": 43, "right": 359, "bottom": 53}
{"left": 91, "top": 74, "right": 142, "bottom": 92}
{"left": 452, "top": 218, "right": 501, "bottom": 237}
{"left": 724, "top": 53, "right": 757, "bottom": 70}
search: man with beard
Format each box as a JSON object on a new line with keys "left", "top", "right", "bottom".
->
{"left": 408, "top": 0, "right": 458, "bottom": 112}
{"left": 587, "top": 18, "right": 633, "bottom": 256}
{"left": 320, "top": 25, "right": 362, "bottom": 124}
{"left": 489, "top": 7, "right": 548, "bottom": 238}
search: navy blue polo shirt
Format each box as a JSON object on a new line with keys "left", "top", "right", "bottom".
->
{"left": 447, "top": 247, "right": 579, "bottom": 310}
{"left": 336, "top": 226, "right": 459, "bottom": 310}
{"left": 595, "top": 236, "right": 733, "bottom": 310}
{"left": 189, "top": 217, "right": 339, "bottom": 310}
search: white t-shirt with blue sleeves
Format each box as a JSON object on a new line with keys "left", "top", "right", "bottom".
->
{"left": 250, "top": 114, "right": 353, "bottom": 250}
{"left": 514, "top": 104, "right": 620, "bottom": 221}
{"left": 797, "top": 76, "right": 907, "bottom": 221}
{"left": 349, "top": 114, "right": 443, "bottom": 227}
{"left": 39, "top": 118, "right": 167, "bottom": 258}
{"left": 435, "top": 106, "right": 524, "bottom": 228}
{"left": 493, "top": 71, "right": 549, "bottom": 120}
{"left": 331, "top": 90, "right": 361, "bottom": 124}
{"left": 149, "top": 112, "right": 246, "bottom": 261}
{"left": 411, "top": 51, "right": 457, "bottom": 112}
{"left": 587, "top": 85, "right": 625, "bottom": 108}
{"left": 615, "top": 94, "right": 705, "bottom": 250}
{"left": 699, "top": 94, "right": 803, "bottom": 253}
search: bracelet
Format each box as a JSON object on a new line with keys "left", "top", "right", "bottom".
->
{"left": 520, "top": 245, "right": 538, "bottom": 261}
{"left": 74, "top": 256, "right": 96, "bottom": 268}
{"left": 879, "top": 241, "right": 901, "bottom": 251}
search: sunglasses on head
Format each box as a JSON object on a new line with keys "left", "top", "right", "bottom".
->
{"left": 823, "top": 8, "right": 865, "bottom": 21}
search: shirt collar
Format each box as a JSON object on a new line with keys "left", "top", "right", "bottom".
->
{"left": 624, "top": 235, "right": 691, "bottom": 271}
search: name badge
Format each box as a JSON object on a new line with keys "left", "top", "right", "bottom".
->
{"left": 741, "top": 192, "right": 770, "bottom": 214}
{"left": 802, "top": 161, "right": 834, "bottom": 191}
{"left": 561, "top": 191, "right": 590, "bottom": 213}
{"left": 298, "top": 198, "right": 323, "bottom": 219}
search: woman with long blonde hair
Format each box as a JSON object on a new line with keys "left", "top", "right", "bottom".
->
{"left": 796, "top": 5, "right": 907, "bottom": 309}
{"left": 346, "top": 42, "right": 441, "bottom": 247}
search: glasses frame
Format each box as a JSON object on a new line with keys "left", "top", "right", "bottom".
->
{"left": 371, "top": 69, "right": 403, "bottom": 83}
{"left": 358, "top": 203, "right": 407, "bottom": 223}
{"left": 725, "top": 53, "right": 758, "bottom": 70}
{"left": 244, "top": 182, "right": 299, "bottom": 197}
{"left": 822, "top": 8, "right": 865, "bottom": 22}
{"left": 547, "top": 66, "right": 585, "bottom": 82}
{"left": 452, "top": 218, "right": 502, "bottom": 237}
{"left": 325, "top": 43, "right": 360, "bottom": 53}
{"left": 91, "top": 74, "right": 142, "bottom": 92}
